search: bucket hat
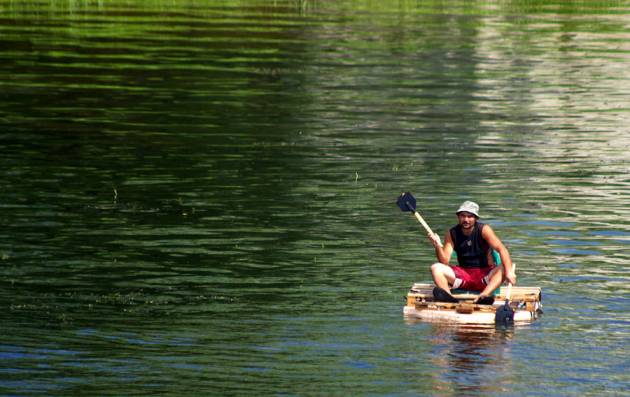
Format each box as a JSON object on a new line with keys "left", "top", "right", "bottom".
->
{"left": 456, "top": 201, "right": 480, "bottom": 218}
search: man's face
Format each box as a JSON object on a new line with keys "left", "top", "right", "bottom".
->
{"left": 457, "top": 212, "right": 477, "bottom": 230}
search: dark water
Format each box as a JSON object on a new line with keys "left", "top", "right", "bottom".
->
{"left": 1, "top": 0, "right": 629, "bottom": 395}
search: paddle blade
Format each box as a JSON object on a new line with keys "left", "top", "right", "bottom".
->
{"left": 397, "top": 192, "right": 416, "bottom": 212}
{"left": 495, "top": 300, "right": 515, "bottom": 326}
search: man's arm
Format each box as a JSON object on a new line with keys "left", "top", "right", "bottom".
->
{"left": 482, "top": 225, "right": 516, "bottom": 285}
{"left": 428, "top": 231, "right": 454, "bottom": 265}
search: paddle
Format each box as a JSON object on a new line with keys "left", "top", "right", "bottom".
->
{"left": 396, "top": 192, "right": 442, "bottom": 247}
{"left": 495, "top": 264, "right": 516, "bottom": 326}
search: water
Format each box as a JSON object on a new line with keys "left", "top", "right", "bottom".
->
{"left": 1, "top": 0, "right": 629, "bottom": 395}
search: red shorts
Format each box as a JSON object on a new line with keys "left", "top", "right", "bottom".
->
{"left": 452, "top": 265, "right": 495, "bottom": 291}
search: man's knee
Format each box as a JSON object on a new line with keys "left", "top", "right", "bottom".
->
{"left": 431, "top": 262, "right": 456, "bottom": 285}
{"left": 431, "top": 262, "right": 448, "bottom": 274}
{"left": 484, "top": 266, "right": 503, "bottom": 285}
{"left": 492, "top": 266, "right": 504, "bottom": 280}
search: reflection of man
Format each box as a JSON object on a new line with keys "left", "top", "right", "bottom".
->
{"left": 427, "top": 201, "right": 516, "bottom": 304}
{"left": 429, "top": 324, "right": 513, "bottom": 394}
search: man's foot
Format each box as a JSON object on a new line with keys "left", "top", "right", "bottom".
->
{"left": 474, "top": 295, "right": 495, "bottom": 305}
{"left": 433, "top": 287, "right": 459, "bottom": 303}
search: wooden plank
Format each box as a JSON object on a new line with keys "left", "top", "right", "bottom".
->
{"left": 411, "top": 282, "right": 541, "bottom": 295}
{"left": 407, "top": 293, "right": 539, "bottom": 305}
{"left": 408, "top": 283, "right": 541, "bottom": 302}
{"left": 415, "top": 301, "right": 497, "bottom": 313}
{"left": 456, "top": 302, "right": 474, "bottom": 314}
{"left": 404, "top": 305, "right": 537, "bottom": 324}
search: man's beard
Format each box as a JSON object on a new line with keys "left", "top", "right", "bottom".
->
{"left": 461, "top": 221, "right": 474, "bottom": 230}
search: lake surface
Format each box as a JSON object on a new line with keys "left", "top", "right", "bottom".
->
{"left": 1, "top": 0, "right": 629, "bottom": 395}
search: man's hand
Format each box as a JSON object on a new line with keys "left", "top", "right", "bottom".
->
{"left": 505, "top": 271, "right": 517, "bottom": 285}
{"left": 428, "top": 233, "right": 442, "bottom": 248}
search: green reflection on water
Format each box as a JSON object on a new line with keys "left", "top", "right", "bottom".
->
{"left": 1, "top": 0, "right": 629, "bottom": 396}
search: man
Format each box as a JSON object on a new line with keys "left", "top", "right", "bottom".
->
{"left": 427, "top": 201, "right": 516, "bottom": 304}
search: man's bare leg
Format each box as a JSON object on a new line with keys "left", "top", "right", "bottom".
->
{"left": 474, "top": 266, "right": 503, "bottom": 303}
{"left": 430, "top": 262, "right": 456, "bottom": 291}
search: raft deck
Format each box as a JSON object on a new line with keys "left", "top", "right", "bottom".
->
{"left": 404, "top": 283, "right": 542, "bottom": 324}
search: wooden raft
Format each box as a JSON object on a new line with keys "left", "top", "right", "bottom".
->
{"left": 404, "top": 283, "right": 542, "bottom": 324}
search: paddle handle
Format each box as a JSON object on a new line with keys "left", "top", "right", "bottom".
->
{"left": 413, "top": 211, "right": 443, "bottom": 248}
{"left": 399, "top": 197, "right": 442, "bottom": 248}
{"left": 505, "top": 263, "right": 516, "bottom": 301}
{"left": 413, "top": 211, "right": 434, "bottom": 235}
